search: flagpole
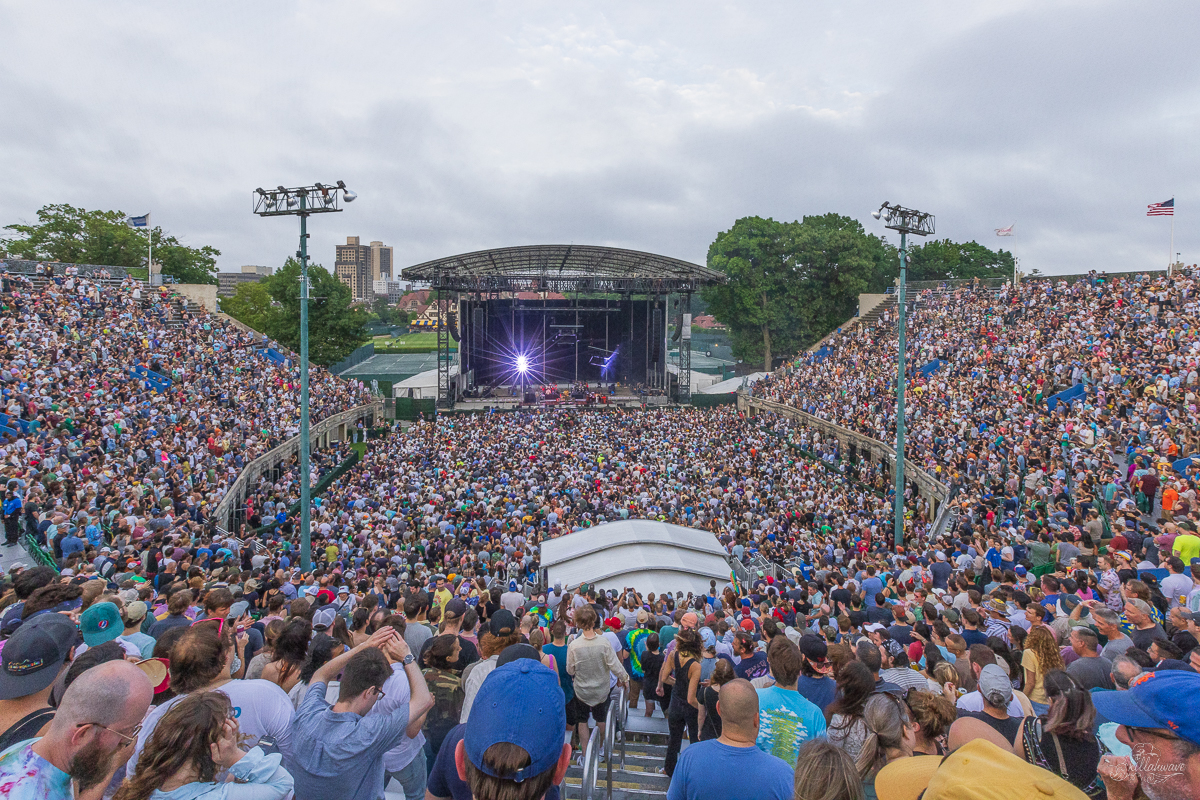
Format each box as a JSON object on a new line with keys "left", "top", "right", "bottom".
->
{"left": 1170, "top": 212, "right": 1175, "bottom": 272}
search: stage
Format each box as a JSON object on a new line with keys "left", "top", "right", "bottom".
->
{"left": 400, "top": 245, "right": 725, "bottom": 409}
{"left": 452, "top": 381, "right": 669, "bottom": 412}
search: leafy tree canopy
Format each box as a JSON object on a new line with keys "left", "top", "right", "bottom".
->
{"left": 259, "top": 258, "right": 370, "bottom": 366}
{"left": 218, "top": 282, "right": 273, "bottom": 333}
{"left": 902, "top": 238, "right": 1014, "bottom": 282}
{"left": 1, "top": 204, "right": 219, "bottom": 285}
{"left": 701, "top": 214, "right": 891, "bottom": 371}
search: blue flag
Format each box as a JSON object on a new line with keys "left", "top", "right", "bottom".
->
{"left": 126, "top": 213, "right": 150, "bottom": 228}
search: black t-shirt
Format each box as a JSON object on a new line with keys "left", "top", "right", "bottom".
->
{"left": 830, "top": 588, "right": 853, "bottom": 613}
{"left": 1129, "top": 624, "right": 1166, "bottom": 652}
{"left": 700, "top": 685, "right": 722, "bottom": 740}
{"left": 960, "top": 710, "right": 1021, "bottom": 744}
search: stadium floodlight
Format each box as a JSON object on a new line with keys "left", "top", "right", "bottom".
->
{"left": 870, "top": 201, "right": 934, "bottom": 548}
{"left": 251, "top": 181, "right": 356, "bottom": 570}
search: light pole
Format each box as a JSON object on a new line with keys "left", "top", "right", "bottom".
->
{"left": 253, "top": 181, "right": 356, "bottom": 570}
{"left": 871, "top": 202, "right": 935, "bottom": 547}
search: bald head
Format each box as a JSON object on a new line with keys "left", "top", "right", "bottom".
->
{"left": 52, "top": 660, "right": 153, "bottom": 732}
{"left": 715, "top": 678, "right": 759, "bottom": 734}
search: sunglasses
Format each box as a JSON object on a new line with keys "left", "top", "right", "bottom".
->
{"left": 79, "top": 722, "right": 142, "bottom": 746}
{"left": 1124, "top": 725, "right": 1181, "bottom": 742}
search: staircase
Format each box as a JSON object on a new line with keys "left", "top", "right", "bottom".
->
{"left": 562, "top": 692, "right": 673, "bottom": 800}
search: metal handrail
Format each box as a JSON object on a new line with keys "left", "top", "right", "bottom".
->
{"left": 580, "top": 683, "right": 626, "bottom": 800}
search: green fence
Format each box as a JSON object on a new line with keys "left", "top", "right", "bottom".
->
{"left": 393, "top": 396, "right": 437, "bottom": 420}
{"left": 690, "top": 393, "right": 736, "bottom": 407}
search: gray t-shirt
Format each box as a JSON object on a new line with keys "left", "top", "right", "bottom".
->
{"left": 1100, "top": 635, "right": 1135, "bottom": 661}
{"left": 1067, "top": 655, "right": 1115, "bottom": 691}
{"left": 404, "top": 621, "right": 434, "bottom": 657}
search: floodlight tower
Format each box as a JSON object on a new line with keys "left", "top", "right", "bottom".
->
{"left": 252, "top": 181, "right": 356, "bottom": 570}
{"left": 870, "top": 202, "right": 935, "bottom": 547}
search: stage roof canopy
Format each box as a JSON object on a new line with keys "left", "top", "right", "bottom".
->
{"left": 401, "top": 244, "right": 726, "bottom": 293}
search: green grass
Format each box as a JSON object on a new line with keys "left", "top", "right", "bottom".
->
{"left": 377, "top": 331, "right": 440, "bottom": 347}
{"left": 372, "top": 331, "right": 456, "bottom": 353}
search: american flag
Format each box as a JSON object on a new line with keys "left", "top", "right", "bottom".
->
{"left": 1147, "top": 198, "right": 1174, "bottom": 217}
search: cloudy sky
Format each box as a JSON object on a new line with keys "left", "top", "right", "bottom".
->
{"left": 2, "top": 2, "right": 1196, "bottom": 276}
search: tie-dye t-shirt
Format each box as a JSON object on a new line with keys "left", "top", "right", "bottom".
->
{"left": 0, "top": 739, "right": 72, "bottom": 800}
{"left": 755, "top": 686, "right": 827, "bottom": 765}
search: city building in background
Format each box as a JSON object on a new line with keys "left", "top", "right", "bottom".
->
{"left": 217, "top": 264, "right": 272, "bottom": 297}
{"left": 335, "top": 236, "right": 393, "bottom": 302}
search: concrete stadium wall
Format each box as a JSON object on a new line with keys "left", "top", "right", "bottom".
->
{"left": 737, "top": 394, "right": 949, "bottom": 512}
{"left": 173, "top": 283, "right": 219, "bottom": 313}
{"left": 806, "top": 293, "right": 890, "bottom": 353}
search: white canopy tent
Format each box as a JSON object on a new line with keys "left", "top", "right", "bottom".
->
{"left": 540, "top": 520, "right": 732, "bottom": 598}
{"left": 698, "top": 372, "right": 767, "bottom": 394}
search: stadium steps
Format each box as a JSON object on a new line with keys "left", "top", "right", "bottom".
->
{"left": 856, "top": 294, "right": 896, "bottom": 330}
{"left": 561, "top": 704, "right": 674, "bottom": 799}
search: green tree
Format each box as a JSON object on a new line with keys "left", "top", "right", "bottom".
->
{"left": 701, "top": 216, "right": 802, "bottom": 372}
{"left": 902, "top": 238, "right": 1014, "bottom": 282}
{"left": 370, "top": 294, "right": 399, "bottom": 325}
{"left": 2, "top": 204, "right": 219, "bottom": 284}
{"left": 789, "top": 213, "right": 894, "bottom": 346}
{"left": 702, "top": 214, "right": 893, "bottom": 370}
{"left": 218, "top": 282, "right": 274, "bottom": 332}
{"left": 262, "top": 258, "right": 369, "bottom": 366}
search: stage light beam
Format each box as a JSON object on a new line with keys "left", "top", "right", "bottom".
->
{"left": 516, "top": 354, "right": 529, "bottom": 373}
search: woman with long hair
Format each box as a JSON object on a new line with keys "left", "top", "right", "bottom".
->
{"left": 244, "top": 619, "right": 285, "bottom": 681}
{"left": 349, "top": 607, "right": 371, "bottom": 646}
{"left": 661, "top": 628, "right": 702, "bottom": 777}
{"left": 826, "top": 661, "right": 875, "bottom": 759}
{"left": 904, "top": 688, "right": 957, "bottom": 756}
{"left": 1021, "top": 625, "right": 1064, "bottom": 716}
{"left": 114, "top": 692, "right": 293, "bottom": 800}
{"left": 261, "top": 617, "right": 311, "bottom": 693}
{"left": 697, "top": 658, "right": 735, "bottom": 741}
{"left": 528, "top": 628, "right": 557, "bottom": 673}
{"left": 1015, "top": 670, "right": 1105, "bottom": 798}
{"left": 855, "top": 693, "right": 917, "bottom": 800}
{"left": 287, "top": 633, "right": 346, "bottom": 710}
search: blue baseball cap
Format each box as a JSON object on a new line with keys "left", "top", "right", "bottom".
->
{"left": 465, "top": 660, "right": 566, "bottom": 782}
{"left": 1091, "top": 670, "right": 1200, "bottom": 746}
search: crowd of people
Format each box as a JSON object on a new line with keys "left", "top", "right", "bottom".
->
{"left": 1, "top": 266, "right": 1199, "bottom": 800}
{"left": 0, "top": 267, "right": 370, "bottom": 558}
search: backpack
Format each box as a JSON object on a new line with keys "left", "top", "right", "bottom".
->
{"left": 0, "top": 707, "right": 55, "bottom": 753}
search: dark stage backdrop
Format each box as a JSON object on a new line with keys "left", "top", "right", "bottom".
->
{"left": 462, "top": 298, "right": 666, "bottom": 388}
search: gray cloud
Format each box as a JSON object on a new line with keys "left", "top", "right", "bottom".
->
{"left": 0, "top": 0, "right": 1195, "bottom": 276}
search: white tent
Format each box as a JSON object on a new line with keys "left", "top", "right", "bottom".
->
{"left": 392, "top": 365, "right": 458, "bottom": 400}
{"left": 665, "top": 364, "right": 719, "bottom": 392}
{"left": 541, "top": 520, "right": 732, "bottom": 597}
{"left": 698, "top": 371, "right": 766, "bottom": 394}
